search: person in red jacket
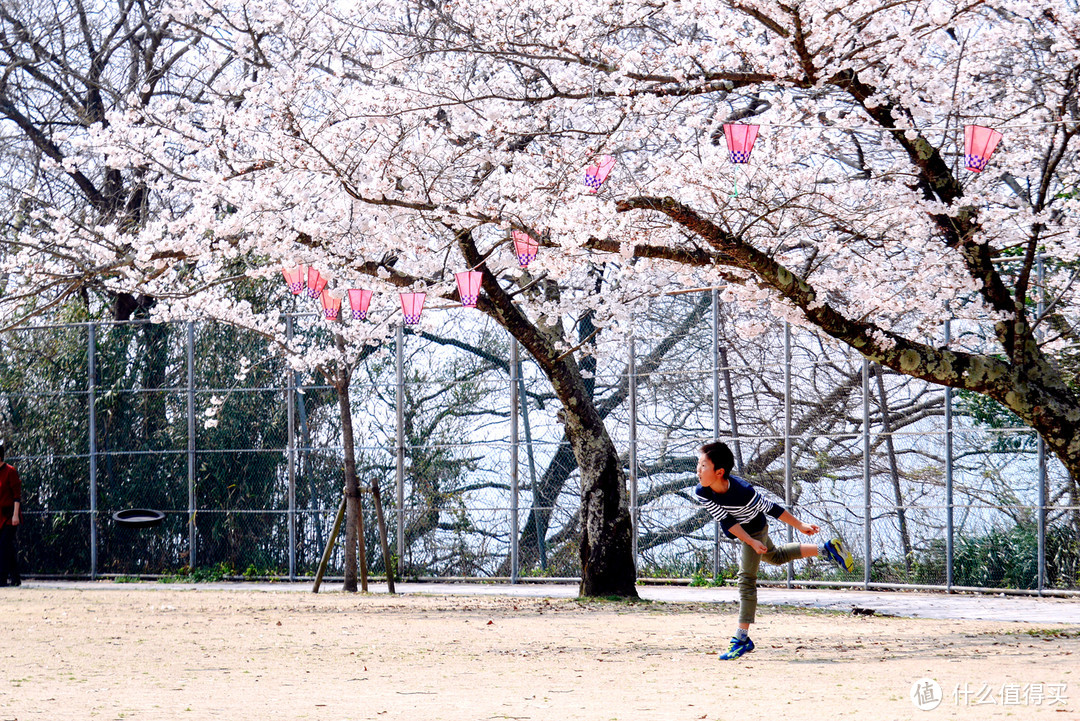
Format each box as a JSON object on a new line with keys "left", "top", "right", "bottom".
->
{"left": 0, "top": 440, "right": 22, "bottom": 587}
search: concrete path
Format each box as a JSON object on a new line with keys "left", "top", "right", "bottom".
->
{"left": 21, "top": 580, "right": 1080, "bottom": 625}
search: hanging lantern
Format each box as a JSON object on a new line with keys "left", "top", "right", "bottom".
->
{"left": 320, "top": 290, "right": 341, "bottom": 320}
{"left": 723, "top": 124, "right": 759, "bottom": 164}
{"left": 282, "top": 264, "right": 306, "bottom": 295}
{"left": 306, "top": 267, "right": 328, "bottom": 299}
{"left": 583, "top": 155, "right": 616, "bottom": 192}
{"left": 455, "top": 271, "right": 482, "bottom": 308}
{"left": 964, "top": 125, "right": 1002, "bottom": 172}
{"left": 512, "top": 230, "right": 539, "bottom": 268}
{"left": 348, "top": 289, "right": 373, "bottom": 320}
{"left": 399, "top": 292, "right": 426, "bottom": 325}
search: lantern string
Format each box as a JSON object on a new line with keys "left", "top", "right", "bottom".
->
{"left": 749, "top": 120, "right": 1073, "bottom": 132}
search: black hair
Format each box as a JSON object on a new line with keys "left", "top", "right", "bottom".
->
{"left": 699, "top": 441, "right": 734, "bottom": 477}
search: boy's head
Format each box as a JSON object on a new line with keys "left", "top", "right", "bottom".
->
{"left": 698, "top": 441, "right": 734, "bottom": 480}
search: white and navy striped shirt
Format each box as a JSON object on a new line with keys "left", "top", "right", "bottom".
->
{"left": 694, "top": 475, "right": 785, "bottom": 539}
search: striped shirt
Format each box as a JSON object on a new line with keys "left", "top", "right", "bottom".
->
{"left": 694, "top": 475, "right": 785, "bottom": 539}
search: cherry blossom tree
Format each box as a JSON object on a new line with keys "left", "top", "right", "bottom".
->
{"left": 0, "top": 0, "right": 214, "bottom": 322}
{"left": 9, "top": 0, "right": 1080, "bottom": 594}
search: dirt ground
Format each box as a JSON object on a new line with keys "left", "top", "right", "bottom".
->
{"left": 0, "top": 586, "right": 1077, "bottom": 721}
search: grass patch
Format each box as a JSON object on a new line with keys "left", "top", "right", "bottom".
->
{"left": 1007, "top": 627, "right": 1078, "bottom": 639}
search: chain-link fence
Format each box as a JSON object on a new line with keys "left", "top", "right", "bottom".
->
{"left": 3, "top": 295, "right": 1077, "bottom": 593}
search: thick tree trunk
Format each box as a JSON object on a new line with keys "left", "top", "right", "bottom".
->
{"left": 571, "top": 416, "right": 637, "bottom": 597}
{"left": 515, "top": 339, "right": 636, "bottom": 597}
{"left": 458, "top": 234, "right": 638, "bottom": 597}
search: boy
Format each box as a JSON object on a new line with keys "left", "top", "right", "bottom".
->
{"left": 695, "top": 441, "right": 853, "bottom": 660}
{"left": 0, "top": 440, "right": 21, "bottom": 587}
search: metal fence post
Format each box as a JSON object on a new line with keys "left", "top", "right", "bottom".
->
{"left": 88, "top": 323, "right": 98, "bottom": 580}
{"left": 628, "top": 336, "right": 638, "bottom": 567}
{"left": 287, "top": 314, "right": 296, "bottom": 581}
{"left": 510, "top": 338, "right": 520, "bottom": 583}
{"left": 712, "top": 290, "right": 721, "bottom": 579}
{"left": 862, "top": 356, "right": 871, "bottom": 589}
{"left": 187, "top": 321, "right": 197, "bottom": 569}
{"left": 944, "top": 320, "right": 954, "bottom": 591}
{"left": 784, "top": 322, "right": 793, "bottom": 587}
{"left": 395, "top": 325, "right": 405, "bottom": 574}
{"left": 1037, "top": 254, "right": 1047, "bottom": 595}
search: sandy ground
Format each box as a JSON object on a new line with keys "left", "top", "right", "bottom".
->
{"left": 0, "top": 586, "right": 1077, "bottom": 721}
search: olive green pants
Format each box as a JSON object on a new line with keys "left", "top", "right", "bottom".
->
{"left": 738, "top": 526, "right": 804, "bottom": 625}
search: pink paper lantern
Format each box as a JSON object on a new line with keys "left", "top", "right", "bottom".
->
{"left": 723, "top": 124, "right": 759, "bottom": 164}
{"left": 306, "top": 267, "right": 328, "bottom": 299}
{"left": 455, "top": 271, "right": 482, "bottom": 307}
{"left": 964, "top": 125, "right": 1002, "bottom": 172}
{"left": 282, "top": 264, "right": 306, "bottom": 295}
{"left": 399, "top": 292, "right": 426, "bottom": 325}
{"left": 512, "top": 230, "right": 539, "bottom": 268}
{"left": 320, "top": 290, "right": 341, "bottom": 320}
{"left": 348, "top": 289, "right": 373, "bottom": 320}
{"left": 583, "top": 155, "right": 616, "bottom": 192}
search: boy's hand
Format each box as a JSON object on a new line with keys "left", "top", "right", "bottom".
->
{"left": 799, "top": 522, "right": 819, "bottom": 536}
{"left": 748, "top": 539, "right": 768, "bottom": 554}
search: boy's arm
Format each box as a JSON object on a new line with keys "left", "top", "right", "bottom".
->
{"left": 777, "top": 510, "right": 818, "bottom": 536}
{"left": 729, "top": 523, "right": 768, "bottom": 554}
{"left": 11, "top": 501, "right": 18, "bottom": 526}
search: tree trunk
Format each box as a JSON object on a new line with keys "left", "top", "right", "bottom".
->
{"left": 525, "top": 343, "right": 636, "bottom": 597}
{"left": 334, "top": 338, "right": 365, "bottom": 593}
{"left": 459, "top": 233, "right": 637, "bottom": 597}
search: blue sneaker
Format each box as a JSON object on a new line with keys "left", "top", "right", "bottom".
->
{"left": 824, "top": 538, "right": 855, "bottom": 572}
{"left": 719, "top": 636, "right": 754, "bottom": 660}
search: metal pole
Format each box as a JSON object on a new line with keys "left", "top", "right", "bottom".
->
{"left": 944, "top": 320, "right": 954, "bottom": 591}
{"left": 784, "top": 322, "right": 793, "bottom": 587}
{"left": 287, "top": 315, "right": 297, "bottom": 581}
{"left": 712, "top": 290, "right": 721, "bottom": 579}
{"left": 395, "top": 325, "right": 405, "bottom": 574}
{"left": 187, "top": 322, "right": 197, "bottom": 569}
{"left": 88, "top": 323, "right": 98, "bottom": 580}
{"left": 862, "top": 357, "right": 871, "bottom": 589}
{"left": 510, "top": 339, "right": 520, "bottom": 583}
{"left": 628, "top": 336, "right": 638, "bottom": 566}
{"left": 1037, "top": 254, "right": 1047, "bottom": 595}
